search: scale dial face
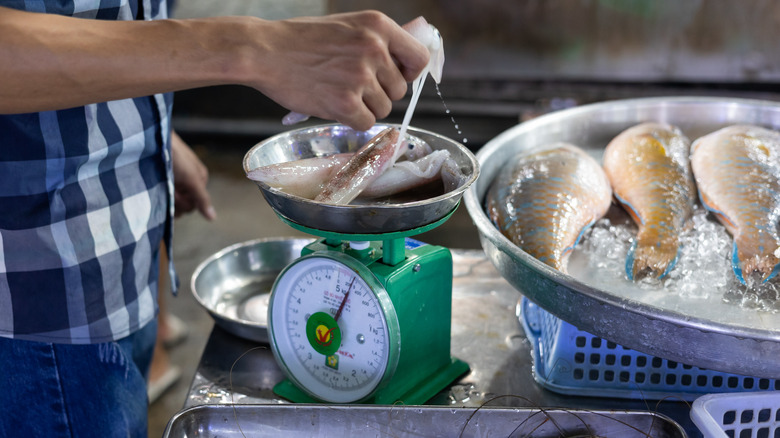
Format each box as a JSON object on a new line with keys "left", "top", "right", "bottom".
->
{"left": 268, "top": 251, "right": 400, "bottom": 403}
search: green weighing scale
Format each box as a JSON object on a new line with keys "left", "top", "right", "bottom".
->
{"left": 243, "top": 123, "right": 479, "bottom": 405}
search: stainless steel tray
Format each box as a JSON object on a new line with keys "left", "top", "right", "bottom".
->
{"left": 463, "top": 96, "right": 780, "bottom": 379}
{"left": 163, "top": 404, "right": 687, "bottom": 437}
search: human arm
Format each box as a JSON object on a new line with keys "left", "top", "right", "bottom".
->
{"left": 0, "top": 8, "right": 429, "bottom": 130}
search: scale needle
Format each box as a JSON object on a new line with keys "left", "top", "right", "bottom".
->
{"left": 334, "top": 277, "right": 355, "bottom": 322}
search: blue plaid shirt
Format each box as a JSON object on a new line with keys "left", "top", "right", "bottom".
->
{"left": 0, "top": 0, "right": 176, "bottom": 344}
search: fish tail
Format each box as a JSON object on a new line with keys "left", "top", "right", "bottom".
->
{"left": 733, "top": 238, "right": 780, "bottom": 284}
{"left": 626, "top": 237, "right": 680, "bottom": 281}
{"left": 731, "top": 241, "right": 747, "bottom": 285}
{"left": 766, "top": 263, "right": 780, "bottom": 283}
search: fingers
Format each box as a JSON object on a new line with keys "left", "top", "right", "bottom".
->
{"left": 173, "top": 172, "right": 216, "bottom": 220}
{"left": 394, "top": 16, "right": 431, "bottom": 82}
{"left": 340, "top": 14, "right": 425, "bottom": 130}
{"left": 362, "top": 73, "right": 397, "bottom": 124}
{"left": 171, "top": 131, "right": 217, "bottom": 221}
{"left": 248, "top": 11, "right": 430, "bottom": 131}
{"left": 191, "top": 182, "right": 216, "bottom": 221}
{"left": 336, "top": 98, "right": 376, "bottom": 133}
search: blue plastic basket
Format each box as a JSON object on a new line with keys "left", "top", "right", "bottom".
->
{"left": 520, "top": 298, "right": 780, "bottom": 401}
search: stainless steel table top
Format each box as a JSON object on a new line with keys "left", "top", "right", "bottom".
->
{"left": 182, "top": 250, "right": 700, "bottom": 436}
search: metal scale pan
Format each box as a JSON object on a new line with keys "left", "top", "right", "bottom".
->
{"left": 464, "top": 96, "right": 780, "bottom": 379}
{"left": 242, "top": 123, "right": 479, "bottom": 237}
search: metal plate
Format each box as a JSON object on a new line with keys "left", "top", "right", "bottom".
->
{"left": 190, "top": 237, "right": 313, "bottom": 343}
{"left": 163, "top": 404, "right": 687, "bottom": 438}
{"left": 242, "top": 124, "right": 478, "bottom": 235}
{"left": 463, "top": 96, "right": 780, "bottom": 379}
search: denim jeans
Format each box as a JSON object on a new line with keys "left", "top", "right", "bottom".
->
{"left": 0, "top": 320, "right": 157, "bottom": 438}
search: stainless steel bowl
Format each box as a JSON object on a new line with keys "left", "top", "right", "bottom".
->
{"left": 242, "top": 124, "right": 478, "bottom": 235}
{"left": 191, "top": 238, "right": 313, "bottom": 343}
{"left": 464, "top": 96, "right": 780, "bottom": 378}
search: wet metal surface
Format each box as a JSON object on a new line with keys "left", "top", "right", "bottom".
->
{"left": 176, "top": 250, "right": 700, "bottom": 437}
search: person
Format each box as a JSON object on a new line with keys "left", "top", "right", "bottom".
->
{"left": 0, "top": 2, "right": 430, "bottom": 436}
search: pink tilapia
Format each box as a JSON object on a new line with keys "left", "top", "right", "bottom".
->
{"left": 602, "top": 122, "right": 696, "bottom": 280}
{"left": 486, "top": 143, "right": 612, "bottom": 273}
{"left": 691, "top": 124, "right": 780, "bottom": 284}
{"left": 315, "top": 127, "right": 401, "bottom": 204}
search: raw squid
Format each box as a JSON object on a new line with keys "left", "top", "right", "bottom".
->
{"left": 315, "top": 127, "right": 402, "bottom": 204}
{"left": 441, "top": 157, "right": 469, "bottom": 193}
{"left": 691, "top": 124, "right": 780, "bottom": 284}
{"left": 246, "top": 134, "right": 434, "bottom": 200}
{"left": 359, "top": 149, "right": 450, "bottom": 199}
{"left": 602, "top": 122, "right": 696, "bottom": 280}
{"left": 486, "top": 143, "right": 612, "bottom": 273}
{"left": 403, "top": 16, "right": 445, "bottom": 84}
{"left": 246, "top": 153, "right": 352, "bottom": 199}
{"left": 246, "top": 130, "right": 460, "bottom": 202}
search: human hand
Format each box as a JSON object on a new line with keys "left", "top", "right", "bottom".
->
{"left": 281, "top": 16, "right": 444, "bottom": 127}
{"left": 244, "top": 11, "right": 430, "bottom": 131}
{"left": 171, "top": 131, "right": 216, "bottom": 220}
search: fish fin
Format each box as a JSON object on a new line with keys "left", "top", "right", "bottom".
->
{"left": 764, "top": 263, "right": 780, "bottom": 283}
{"left": 659, "top": 251, "right": 680, "bottom": 279}
{"left": 733, "top": 237, "right": 780, "bottom": 284}
{"left": 762, "top": 263, "right": 780, "bottom": 283}
{"left": 564, "top": 218, "right": 597, "bottom": 254}
{"left": 698, "top": 190, "right": 736, "bottom": 230}
{"left": 560, "top": 218, "right": 600, "bottom": 274}
{"left": 731, "top": 241, "right": 747, "bottom": 285}
{"left": 613, "top": 192, "right": 644, "bottom": 226}
{"left": 625, "top": 240, "right": 637, "bottom": 281}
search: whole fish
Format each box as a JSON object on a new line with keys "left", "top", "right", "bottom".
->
{"left": 691, "top": 124, "right": 780, "bottom": 284}
{"left": 602, "top": 122, "right": 696, "bottom": 280}
{"left": 486, "top": 143, "right": 612, "bottom": 273}
{"left": 315, "top": 127, "right": 401, "bottom": 204}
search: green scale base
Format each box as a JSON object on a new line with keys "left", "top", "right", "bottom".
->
{"left": 271, "top": 216, "right": 470, "bottom": 404}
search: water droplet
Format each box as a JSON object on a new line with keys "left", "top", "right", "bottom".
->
{"left": 434, "top": 83, "right": 467, "bottom": 146}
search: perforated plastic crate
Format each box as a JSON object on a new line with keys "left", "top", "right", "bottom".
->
{"left": 690, "top": 392, "right": 780, "bottom": 438}
{"left": 520, "top": 298, "right": 779, "bottom": 401}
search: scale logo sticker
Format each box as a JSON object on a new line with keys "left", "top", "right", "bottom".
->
{"left": 306, "top": 311, "right": 341, "bottom": 356}
{"left": 325, "top": 354, "right": 339, "bottom": 370}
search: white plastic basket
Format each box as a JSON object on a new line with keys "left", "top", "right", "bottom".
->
{"left": 690, "top": 392, "right": 780, "bottom": 438}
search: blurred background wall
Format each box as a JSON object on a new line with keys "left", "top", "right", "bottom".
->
{"left": 331, "top": 0, "right": 780, "bottom": 83}
{"left": 170, "top": 0, "right": 780, "bottom": 149}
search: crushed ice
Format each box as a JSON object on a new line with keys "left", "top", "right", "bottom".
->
{"left": 576, "top": 207, "right": 780, "bottom": 313}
